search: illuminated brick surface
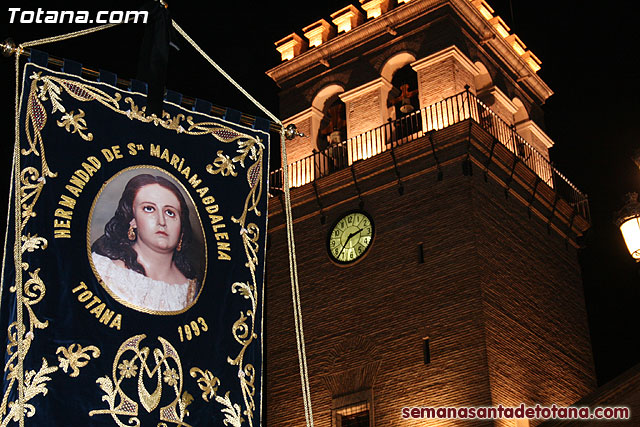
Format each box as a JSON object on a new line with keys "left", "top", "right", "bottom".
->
{"left": 265, "top": 123, "right": 595, "bottom": 426}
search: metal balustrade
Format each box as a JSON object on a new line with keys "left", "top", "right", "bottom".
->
{"left": 270, "top": 89, "right": 590, "bottom": 221}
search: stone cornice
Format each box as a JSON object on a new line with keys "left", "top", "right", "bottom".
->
{"left": 448, "top": 0, "right": 553, "bottom": 102}
{"left": 410, "top": 45, "right": 480, "bottom": 75}
{"left": 266, "top": 0, "right": 554, "bottom": 103}
{"left": 266, "top": 0, "right": 442, "bottom": 86}
{"left": 339, "top": 77, "right": 394, "bottom": 103}
{"left": 489, "top": 86, "right": 519, "bottom": 114}
{"left": 282, "top": 106, "right": 324, "bottom": 125}
{"left": 516, "top": 120, "right": 555, "bottom": 148}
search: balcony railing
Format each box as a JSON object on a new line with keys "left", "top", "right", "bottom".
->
{"left": 270, "top": 90, "right": 590, "bottom": 221}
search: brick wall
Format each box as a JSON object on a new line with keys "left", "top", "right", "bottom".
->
{"left": 538, "top": 363, "right": 640, "bottom": 427}
{"left": 266, "top": 172, "right": 494, "bottom": 427}
{"left": 344, "top": 90, "right": 383, "bottom": 138}
{"left": 473, "top": 178, "right": 595, "bottom": 427}
{"left": 265, "top": 125, "right": 595, "bottom": 426}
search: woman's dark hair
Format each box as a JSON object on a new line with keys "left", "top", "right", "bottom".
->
{"left": 92, "top": 174, "right": 197, "bottom": 280}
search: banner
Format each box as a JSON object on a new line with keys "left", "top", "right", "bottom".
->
{"left": 1, "top": 62, "right": 268, "bottom": 426}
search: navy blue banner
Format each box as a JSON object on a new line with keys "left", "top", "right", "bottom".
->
{"left": 1, "top": 62, "right": 268, "bottom": 426}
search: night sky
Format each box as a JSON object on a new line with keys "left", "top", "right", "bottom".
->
{"left": 1, "top": 0, "right": 639, "bottom": 388}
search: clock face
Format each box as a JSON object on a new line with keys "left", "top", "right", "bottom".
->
{"left": 327, "top": 211, "right": 374, "bottom": 264}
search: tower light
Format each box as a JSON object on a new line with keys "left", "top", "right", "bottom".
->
{"left": 617, "top": 192, "right": 640, "bottom": 261}
{"left": 617, "top": 149, "right": 640, "bottom": 261}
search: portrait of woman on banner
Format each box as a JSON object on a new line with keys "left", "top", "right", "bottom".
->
{"left": 90, "top": 172, "right": 205, "bottom": 313}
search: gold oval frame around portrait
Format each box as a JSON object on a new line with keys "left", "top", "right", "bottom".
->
{"left": 86, "top": 165, "right": 208, "bottom": 315}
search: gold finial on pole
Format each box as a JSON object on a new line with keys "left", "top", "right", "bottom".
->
{"left": 284, "top": 124, "right": 306, "bottom": 140}
{"left": 1, "top": 38, "right": 18, "bottom": 57}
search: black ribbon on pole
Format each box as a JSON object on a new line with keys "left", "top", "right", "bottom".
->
{"left": 137, "top": 1, "right": 171, "bottom": 117}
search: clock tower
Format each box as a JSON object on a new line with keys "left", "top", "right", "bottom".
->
{"left": 265, "top": 1, "right": 595, "bottom": 426}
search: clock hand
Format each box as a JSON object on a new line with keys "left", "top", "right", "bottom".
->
{"left": 337, "top": 228, "right": 363, "bottom": 258}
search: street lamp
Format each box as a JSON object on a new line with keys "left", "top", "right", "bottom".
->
{"left": 616, "top": 192, "right": 640, "bottom": 261}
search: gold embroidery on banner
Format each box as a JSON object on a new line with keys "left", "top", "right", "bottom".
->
{"left": 18, "top": 268, "right": 49, "bottom": 336}
{"left": 189, "top": 368, "right": 219, "bottom": 402}
{"left": 1, "top": 265, "right": 52, "bottom": 424}
{"left": 0, "top": 358, "right": 58, "bottom": 425}
{"left": 20, "top": 234, "right": 48, "bottom": 254}
{"left": 27, "top": 66, "right": 261, "bottom": 150}
{"left": 25, "top": 70, "right": 123, "bottom": 179}
{"left": 182, "top": 120, "right": 264, "bottom": 424}
{"left": 19, "top": 167, "right": 45, "bottom": 233}
{"left": 2, "top": 67, "right": 57, "bottom": 423}
{"left": 124, "top": 97, "right": 187, "bottom": 132}
{"left": 10, "top": 64, "right": 267, "bottom": 424}
{"left": 90, "top": 335, "right": 192, "bottom": 427}
{"left": 7, "top": 266, "right": 50, "bottom": 366}
{"left": 6, "top": 66, "right": 123, "bottom": 424}
{"left": 217, "top": 391, "right": 244, "bottom": 427}
{"left": 207, "top": 150, "right": 238, "bottom": 177}
{"left": 57, "top": 344, "right": 101, "bottom": 377}
{"left": 189, "top": 94, "right": 264, "bottom": 427}
{"left": 231, "top": 144, "right": 264, "bottom": 229}
{"left": 1, "top": 341, "right": 99, "bottom": 426}
{"left": 204, "top": 133, "right": 262, "bottom": 179}
{"left": 190, "top": 368, "right": 243, "bottom": 427}
{"left": 57, "top": 109, "right": 93, "bottom": 141}
{"left": 187, "top": 234, "right": 261, "bottom": 424}
{"left": 31, "top": 64, "right": 266, "bottom": 424}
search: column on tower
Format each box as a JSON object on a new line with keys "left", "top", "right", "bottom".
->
{"left": 411, "top": 45, "right": 480, "bottom": 131}
{"left": 281, "top": 106, "right": 324, "bottom": 188}
{"left": 339, "top": 77, "right": 394, "bottom": 163}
